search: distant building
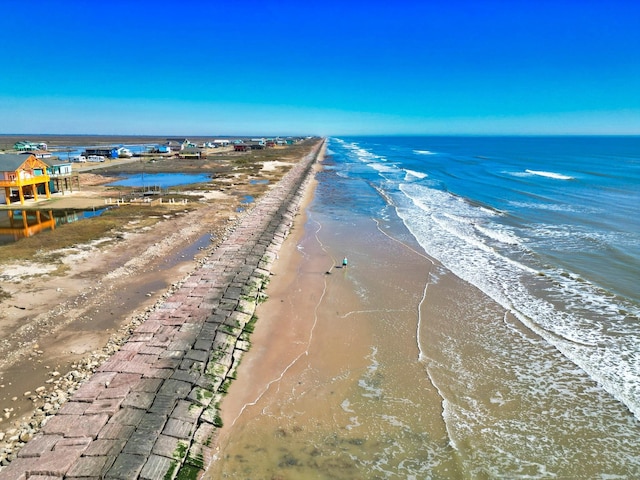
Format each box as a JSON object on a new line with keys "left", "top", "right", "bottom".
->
{"left": 43, "top": 158, "right": 79, "bottom": 194}
{"left": 145, "top": 145, "right": 171, "bottom": 154}
{"left": 178, "top": 147, "right": 205, "bottom": 159}
{"left": 21, "top": 150, "right": 52, "bottom": 159}
{"left": 83, "top": 147, "right": 119, "bottom": 158}
{"left": 166, "top": 139, "right": 190, "bottom": 152}
{"left": 116, "top": 147, "right": 133, "bottom": 158}
{"left": 13, "top": 141, "right": 47, "bottom": 151}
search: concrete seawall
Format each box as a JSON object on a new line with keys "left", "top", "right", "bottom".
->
{"left": 0, "top": 140, "right": 325, "bottom": 480}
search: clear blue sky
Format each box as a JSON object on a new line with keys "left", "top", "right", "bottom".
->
{"left": 1, "top": 0, "right": 639, "bottom": 136}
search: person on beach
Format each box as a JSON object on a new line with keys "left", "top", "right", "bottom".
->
{"left": 342, "top": 257, "right": 348, "bottom": 268}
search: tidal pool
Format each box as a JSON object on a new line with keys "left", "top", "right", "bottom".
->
{"left": 106, "top": 173, "right": 211, "bottom": 188}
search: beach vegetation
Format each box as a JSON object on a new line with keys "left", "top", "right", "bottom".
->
{"left": 244, "top": 314, "right": 258, "bottom": 334}
{"left": 219, "top": 378, "right": 232, "bottom": 394}
{"left": 213, "top": 413, "right": 224, "bottom": 428}
{"left": 209, "top": 348, "right": 226, "bottom": 363}
{"left": 175, "top": 464, "right": 202, "bottom": 480}
{"left": 187, "top": 452, "right": 205, "bottom": 469}
{"left": 164, "top": 460, "right": 180, "bottom": 480}
{"left": 195, "top": 387, "right": 213, "bottom": 404}
{"left": 173, "top": 440, "right": 188, "bottom": 460}
{"left": 221, "top": 324, "right": 242, "bottom": 336}
{"left": 207, "top": 363, "right": 227, "bottom": 378}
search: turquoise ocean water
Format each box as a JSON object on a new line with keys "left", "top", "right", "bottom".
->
{"left": 323, "top": 136, "right": 640, "bottom": 477}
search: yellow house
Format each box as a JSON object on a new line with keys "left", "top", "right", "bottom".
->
{"left": 0, "top": 153, "right": 51, "bottom": 205}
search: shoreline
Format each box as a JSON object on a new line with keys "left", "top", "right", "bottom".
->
{"left": 0, "top": 140, "right": 324, "bottom": 477}
{"left": 205, "top": 143, "right": 453, "bottom": 478}
{"left": 207, "top": 143, "right": 325, "bottom": 443}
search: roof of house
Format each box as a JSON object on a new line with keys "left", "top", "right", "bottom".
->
{"left": 0, "top": 153, "right": 37, "bottom": 171}
{"left": 42, "top": 158, "right": 72, "bottom": 167}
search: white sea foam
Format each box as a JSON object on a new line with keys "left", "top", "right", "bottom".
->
{"left": 474, "top": 223, "right": 521, "bottom": 245}
{"left": 508, "top": 200, "right": 582, "bottom": 213}
{"left": 381, "top": 414, "right": 407, "bottom": 428}
{"left": 396, "top": 181, "right": 640, "bottom": 419}
{"left": 428, "top": 294, "right": 640, "bottom": 476}
{"left": 404, "top": 169, "right": 428, "bottom": 181}
{"left": 369, "top": 162, "right": 396, "bottom": 174}
{"left": 524, "top": 169, "right": 574, "bottom": 180}
{"left": 342, "top": 140, "right": 388, "bottom": 164}
{"left": 414, "top": 149, "right": 436, "bottom": 155}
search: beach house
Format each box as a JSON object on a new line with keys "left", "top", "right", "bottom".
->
{"left": 13, "top": 141, "right": 47, "bottom": 152}
{"left": 83, "top": 147, "right": 119, "bottom": 159}
{"left": 178, "top": 146, "right": 206, "bottom": 159}
{"left": 43, "top": 158, "right": 79, "bottom": 194}
{"left": 165, "top": 138, "right": 191, "bottom": 152}
{"left": 0, "top": 153, "right": 51, "bottom": 205}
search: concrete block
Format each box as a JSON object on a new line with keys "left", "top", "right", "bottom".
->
{"left": 171, "top": 400, "right": 203, "bottom": 423}
{"left": 108, "top": 407, "right": 145, "bottom": 427}
{"left": 121, "top": 391, "right": 155, "bottom": 410}
{"left": 139, "top": 454, "right": 175, "bottom": 480}
{"left": 104, "top": 453, "right": 146, "bottom": 479}
{"left": 17, "top": 434, "right": 62, "bottom": 458}
{"left": 83, "top": 438, "right": 126, "bottom": 457}
{"left": 65, "top": 455, "right": 110, "bottom": 478}
{"left": 151, "top": 434, "right": 187, "bottom": 459}
{"left": 84, "top": 397, "right": 124, "bottom": 415}
{"left": 162, "top": 418, "right": 193, "bottom": 440}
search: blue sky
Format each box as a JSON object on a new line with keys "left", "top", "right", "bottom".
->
{"left": 1, "top": 0, "right": 639, "bottom": 136}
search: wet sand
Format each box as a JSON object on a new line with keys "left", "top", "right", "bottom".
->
{"left": 205, "top": 168, "right": 461, "bottom": 477}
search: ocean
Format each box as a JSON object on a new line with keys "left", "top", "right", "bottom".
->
{"left": 208, "top": 136, "right": 640, "bottom": 479}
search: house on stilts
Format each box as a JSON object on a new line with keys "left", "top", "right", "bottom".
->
{"left": 0, "top": 153, "right": 51, "bottom": 205}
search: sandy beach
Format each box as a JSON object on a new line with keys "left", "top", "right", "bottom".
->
{"left": 204, "top": 151, "right": 459, "bottom": 478}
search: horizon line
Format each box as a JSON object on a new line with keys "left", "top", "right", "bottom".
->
{"left": 1, "top": 133, "right": 639, "bottom": 138}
